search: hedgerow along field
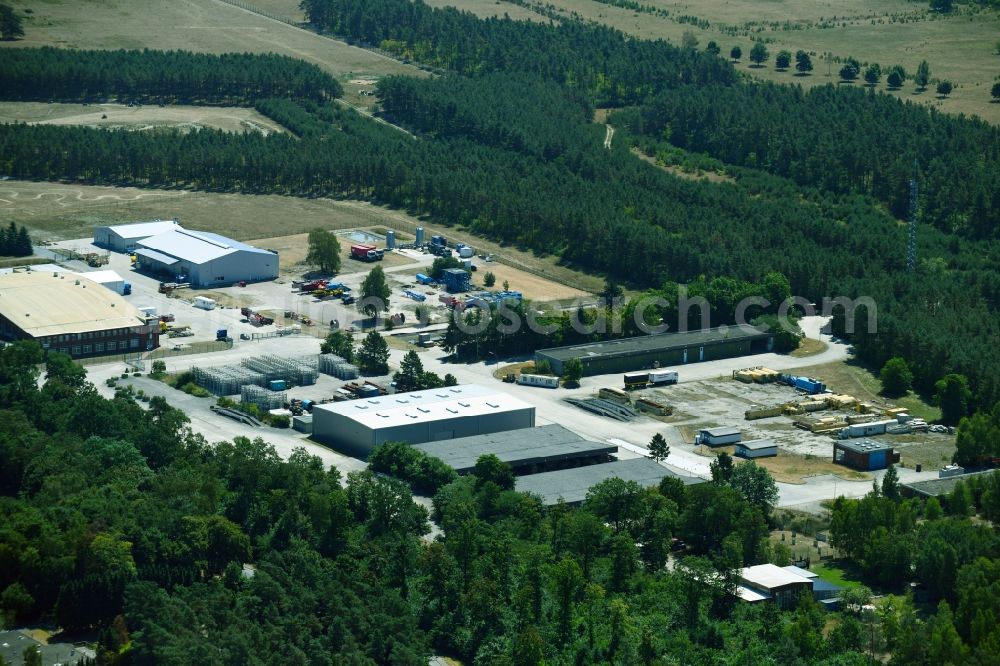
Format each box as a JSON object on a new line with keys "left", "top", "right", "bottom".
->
{"left": 520, "top": 0, "right": 1000, "bottom": 124}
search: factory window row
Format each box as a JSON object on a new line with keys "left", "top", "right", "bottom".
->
{"left": 52, "top": 327, "right": 141, "bottom": 343}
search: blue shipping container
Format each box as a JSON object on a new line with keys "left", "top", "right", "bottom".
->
{"left": 269, "top": 380, "right": 287, "bottom": 391}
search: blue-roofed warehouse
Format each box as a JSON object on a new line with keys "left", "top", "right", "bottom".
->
{"left": 134, "top": 228, "right": 279, "bottom": 287}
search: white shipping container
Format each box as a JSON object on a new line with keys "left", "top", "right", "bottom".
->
{"left": 517, "top": 373, "right": 559, "bottom": 388}
{"left": 649, "top": 369, "right": 678, "bottom": 385}
{"left": 193, "top": 296, "right": 216, "bottom": 310}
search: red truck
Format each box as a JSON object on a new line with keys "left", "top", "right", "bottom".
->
{"left": 350, "top": 244, "right": 384, "bottom": 262}
{"left": 299, "top": 280, "right": 326, "bottom": 293}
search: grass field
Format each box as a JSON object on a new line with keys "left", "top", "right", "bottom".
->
{"left": 508, "top": 0, "right": 1000, "bottom": 124}
{"left": 1, "top": 179, "right": 600, "bottom": 293}
{"left": 0, "top": 101, "right": 287, "bottom": 135}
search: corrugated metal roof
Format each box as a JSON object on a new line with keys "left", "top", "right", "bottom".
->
{"left": 537, "top": 325, "right": 771, "bottom": 362}
{"left": 515, "top": 458, "right": 703, "bottom": 505}
{"left": 134, "top": 248, "right": 179, "bottom": 266}
{"left": 102, "top": 219, "right": 182, "bottom": 239}
{"left": 702, "top": 426, "right": 741, "bottom": 437}
{"left": 738, "top": 438, "right": 777, "bottom": 450}
{"left": 137, "top": 229, "right": 273, "bottom": 265}
{"left": 413, "top": 424, "right": 614, "bottom": 473}
{"left": 740, "top": 564, "right": 812, "bottom": 590}
{"left": 313, "top": 384, "right": 535, "bottom": 429}
{"left": 0, "top": 272, "right": 148, "bottom": 336}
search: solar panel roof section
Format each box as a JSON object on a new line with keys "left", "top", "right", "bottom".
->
{"left": 412, "top": 424, "right": 616, "bottom": 473}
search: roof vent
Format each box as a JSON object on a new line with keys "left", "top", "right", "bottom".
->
{"left": 446, "top": 407, "right": 458, "bottom": 414}
{"left": 458, "top": 401, "right": 470, "bottom": 407}
{"left": 486, "top": 401, "right": 499, "bottom": 408}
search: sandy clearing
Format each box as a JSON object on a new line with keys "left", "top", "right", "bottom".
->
{"left": 0, "top": 101, "right": 287, "bottom": 135}
{"left": 470, "top": 261, "right": 591, "bottom": 301}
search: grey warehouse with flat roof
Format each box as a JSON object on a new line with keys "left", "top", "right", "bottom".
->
{"left": 311, "top": 384, "right": 536, "bottom": 458}
{"left": 535, "top": 326, "right": 774, "bottom": 376}
{"left": 413, "top": 424, "right": 616, "bottom": 474}
{"left": 516, "top": 457, "right": 705, "bottom": 506}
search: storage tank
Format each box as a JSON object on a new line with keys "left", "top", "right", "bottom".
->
{"left": 415, "top": 227, "right": 424, "bottom": 246}
{"left": 386, "top": 229, "right": 396, "bottom": 249}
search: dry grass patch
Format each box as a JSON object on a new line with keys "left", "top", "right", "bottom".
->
{"left": 790, "top": 337, "right": 827, "bottom": 357}
{"left": 474, "top": 261, "right": 592, "bottom": 301}
{"left": 1, "top": 0, "right": 423, "bottom": 81}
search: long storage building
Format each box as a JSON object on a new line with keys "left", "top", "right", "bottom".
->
{"left": 134, "top": 228, "right": 278, "bottom": 287}
{"left": 93, "top": 219, "right": 183, "bottom": 252}
{"left": 535, "top": 326, "right": 774, "bottom": 377}
{"left": 515, "top": 457, "right": 704, "bottom": 506}
{"left": 311, "top": 384, "right": 536, "bottom": 458}
{"left": 412, "top": 424, "right": 615, "bottom": 474}
{"left": 0, "top": 271, "right": 158, "bottom": 357}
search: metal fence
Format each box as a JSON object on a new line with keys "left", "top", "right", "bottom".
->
{"left": 240, "top": 385, "right": 287, "bottom": 411}
{"left": 318, "top": 353, "right": 359, "bottom": 379}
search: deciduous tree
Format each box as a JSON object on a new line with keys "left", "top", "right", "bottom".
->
{"left": 864, "top": 63, "right": 882, "bottom": 86}
{"left": 305, "top": 228, "right": 341, "bottom": 274}
{"left": 936, "top": 373, "right": 971, "bottom": 425}
{"left": 320, "top": 329, "right": 355, "bottom": 362}
{"left": 880, "top": 356, "right": 913, "bottom": 396}
{"left": 359, "top": 264, "right": 390, "bottom": 319}
{"left": 749, "top": 43, "right": 769, "bottom": 67}
{"left": 795, "top": 50, "right": 813, "bottom": 74}
{"left": 561, "top": 357, "right": 583, "bottom": 387}
{"left": 915, "top": 60, "right": 931, "bottom": 90}
{"left": 775, "top": 50, "right": 792, "bottom": 70}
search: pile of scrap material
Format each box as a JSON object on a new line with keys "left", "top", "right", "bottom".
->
{"left": 733, "top": 366, "right": 780, "bottom": 383}
{"left": 794, "top": 415, "right": 846, "bottom": 433}
{"left": 635, "top": 397, "right": 673, "bottom": 416}
{"left": 825, "top": 394, "right": 858, "bottom": 409}
{"left": 745, "top": 404, "right": 785, "bottom": 420}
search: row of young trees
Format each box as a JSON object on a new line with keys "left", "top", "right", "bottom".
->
{"left": 0, "top": 221, "right": 31, "bottom": 256}
{"left": 0, "top": 47, "right": 342, "bottom": 103}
